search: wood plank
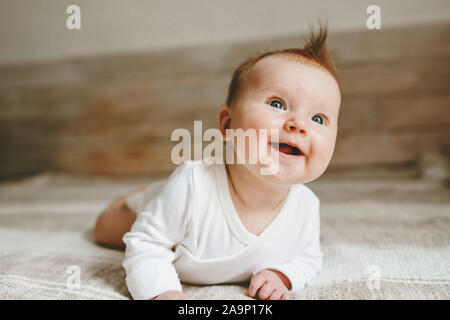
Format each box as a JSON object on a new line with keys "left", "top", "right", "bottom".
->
{"left": 339, "top": 90, "right": 450, "bottom": 132}
{"left": 332, "top": 131, "right": 449, "bottom": 167}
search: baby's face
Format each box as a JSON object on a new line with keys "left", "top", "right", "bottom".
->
{"left": 226, "top": 54, "right": 341, "bottom": 185}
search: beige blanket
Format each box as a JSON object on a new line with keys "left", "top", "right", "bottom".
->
{"left": 0, "top": 174, "right": 448, "bottom": 299}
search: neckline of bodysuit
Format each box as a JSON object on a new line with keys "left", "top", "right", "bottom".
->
{"left": 215, "top": 162, "right": 294, "bottom": 245}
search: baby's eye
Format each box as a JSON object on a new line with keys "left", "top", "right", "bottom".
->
{"left": 312, "top": 115, "right": 325, "bottom": 125}
{"left": 268, "top": 100, "right": 285, "bottom": 110}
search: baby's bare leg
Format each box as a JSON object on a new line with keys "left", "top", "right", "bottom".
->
{"left": 94, "top": 188, "right": 144, "bottom": 249}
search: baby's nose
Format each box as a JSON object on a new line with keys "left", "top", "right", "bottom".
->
{"left": 286, "top": 120, "right": 307, "bottom": 136}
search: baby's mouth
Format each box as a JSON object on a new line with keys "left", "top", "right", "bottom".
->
{"left": 270, "top": 142, "right": 304, "bottom": 156}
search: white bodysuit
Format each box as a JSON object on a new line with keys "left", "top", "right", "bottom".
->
{"left": 123, "top": 160, "right": 323, "bottom": 300}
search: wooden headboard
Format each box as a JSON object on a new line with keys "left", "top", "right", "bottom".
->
{"left": 1, "top": 23, "right": 449, "bottom": 181}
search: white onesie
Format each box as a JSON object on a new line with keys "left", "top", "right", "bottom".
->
{"left": 123, "top": 160, "right": 323, "bottom": 300}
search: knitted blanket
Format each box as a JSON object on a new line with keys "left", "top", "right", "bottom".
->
{"left": 0, "top": 174, "right": 448, "bottom": 299}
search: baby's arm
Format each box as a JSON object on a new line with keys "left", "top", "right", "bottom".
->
{"left": 249, "top": 197, "right": 323, "bottom": 300}
{"left": 123, "top": 210, "right": 188, "bottom": 300}
{"left": 249, "top": 238, "right": 322, "bottom": 300}
{"left": 122, "top": 165, "right": 195, "bottom": 300}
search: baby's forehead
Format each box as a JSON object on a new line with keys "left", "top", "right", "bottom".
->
{"left": 245, "top": 54, "right": 321, "bottom": 85}
{"left": 239, "top": 54, "right": 341, "bottom": 111}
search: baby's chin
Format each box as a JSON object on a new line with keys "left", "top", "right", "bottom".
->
{"left": 264, "top": 169, "right": 313, "bottom": 186}
{"left": 252, "top": 162, "right": 316, "bottom": 186}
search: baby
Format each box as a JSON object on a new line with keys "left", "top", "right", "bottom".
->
{"left": 94, "top": 24, "right": 341, "bottom": 300}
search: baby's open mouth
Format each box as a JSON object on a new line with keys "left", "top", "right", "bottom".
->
{"left": 270, "top": 142, "right": 304, "bottom": 156}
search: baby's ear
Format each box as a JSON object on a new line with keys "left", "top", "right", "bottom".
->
{"left": 218, "top": 105, "right": 232, "bottom": 139}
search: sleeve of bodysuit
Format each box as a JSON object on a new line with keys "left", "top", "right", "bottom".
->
{"left": 125, "top": 178, "right": 168, "bottom": 215}
{"left": 122, "top": 162, "right": 196, "bottom": 300}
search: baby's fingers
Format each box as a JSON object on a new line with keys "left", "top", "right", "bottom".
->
{"left": 248, "top": 275, "right": 267, "bottom": 297}
{"left": 257, "top": 283, "right": 275, "bottom": 300}
{"left": 176, "top": 292, "right": 190, "bottom": 300}
{"left": 267, "top": 289, "right": 283, "bottom": 300}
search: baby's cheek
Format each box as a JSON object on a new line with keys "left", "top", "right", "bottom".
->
{"left": 243, "top": 107, "right": 279, "bottom": 130}
{"left": 308, "top": 138, "right": 335, "bottom": 173}
{"left": 245, "top": 116, "right": 272, "bottom": 132}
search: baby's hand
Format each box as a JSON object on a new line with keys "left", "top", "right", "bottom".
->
{"left": 248, "top": 269, "right": 291, "bottom": 300}
{"left": 151, "top": 290, "right": 190, "bottom": 300}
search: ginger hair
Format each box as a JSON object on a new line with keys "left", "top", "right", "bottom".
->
{"left": 225, "top": 22, "right": 340, "bottom": 107}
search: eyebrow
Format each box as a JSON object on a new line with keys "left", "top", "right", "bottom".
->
{"left": 256, "top": 85, "right": 290, "bottom": 97}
